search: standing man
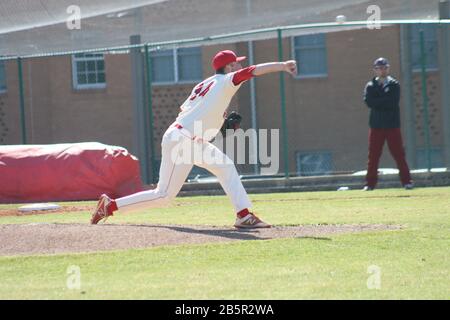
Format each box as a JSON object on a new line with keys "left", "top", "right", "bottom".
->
{"left": 91, "top": 50, "right": 297, "bottom": 227}
{"left": 363, "top": 57, "right": 413, "bottom": 191}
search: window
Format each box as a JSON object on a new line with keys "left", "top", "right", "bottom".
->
{"left": 0, "top": 61, "right": 6, "bottom": 93}
{"left": 178, "top": 47, "right": 203, "bottom": 81}
{"left": 410, "top": 24, "right": 438, "bottom": 70}
{"left": 292, "top": 34, "right": 327, "bottom": 77}
{"left": 150, "top": 47, "right": 202, "bottom": 84}
{"left": 72, "top": 53, "right": 106, "bottom": 89}
{"left": 151, "top": 49, "right": 175, "bottom": 83}
{"left": 296, "top": 151, "right": 333, "bottom": 176}
{"left": 416, "top": 148, "right": 443, "bottom": 169}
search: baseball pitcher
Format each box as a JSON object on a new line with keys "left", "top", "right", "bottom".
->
{"left": 91, "top": 50, "right": 297, "bottom": 228}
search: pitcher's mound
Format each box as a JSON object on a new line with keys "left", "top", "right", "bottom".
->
{"left": 0, "top": 223, "right": 401, "bottom": 256}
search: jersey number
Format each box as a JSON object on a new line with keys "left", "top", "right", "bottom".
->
{"left": 189, "top": 81, "right": 214, "bottom": 101}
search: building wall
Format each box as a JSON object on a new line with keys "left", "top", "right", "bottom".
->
{"left": 0, "top": 45, "right": 237, "bottom": 160}
{"left": 0, "top": 55, "right": 135, "bottom": 150}
{"left": 0, "top": 60, "right": 23, "bottom": 145}
{"left": 46, "top": 54, "right": 134, "bottom": 149}
{"left": 0, "top": 26, "right": 444, "bottom": 176}
{"left": 249, "top": 26, "right": 418, "bottom": 174}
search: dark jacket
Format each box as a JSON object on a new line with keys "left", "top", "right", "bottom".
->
{"left": 364, "top": 76, "right": 401, "bottom": 129}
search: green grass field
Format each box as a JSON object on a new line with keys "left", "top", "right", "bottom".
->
{"left": 0, "top": 187, "right": 449, "bottom": 299}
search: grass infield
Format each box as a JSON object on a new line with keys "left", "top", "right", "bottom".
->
{"left": 0, "top": 187, "right": 448, "bottom": 299}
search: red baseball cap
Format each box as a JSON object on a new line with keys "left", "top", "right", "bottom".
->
{"left": 212, "top": 50, "right": 246, "bottom": 70}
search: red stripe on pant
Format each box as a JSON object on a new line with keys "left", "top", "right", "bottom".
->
{"left": 366, "top": 128, "right": 412, "bottom": 188}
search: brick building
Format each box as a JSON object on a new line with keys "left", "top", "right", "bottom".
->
{"left": 0, "top": 23, "right": 448, "bottom": 178}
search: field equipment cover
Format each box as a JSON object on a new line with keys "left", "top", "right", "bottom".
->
{"left": 0, "top": 142, "right": 143, "bottom": 203}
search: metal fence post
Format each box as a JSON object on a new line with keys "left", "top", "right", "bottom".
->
{"left": 17, "top": 57, "right": 26, "bottom": 144}
{"left": 400, "top": 24, "right": 417, "bottom": 168}
{"left": 419, "top": 29, "right": 432, "bottom": 171}
{"left": 130, "top": 35, "right": 150, "bottom": 184}
{"left": 144, "top": 45, "right": 158, "bottom": 183}
{"left": 277, "top": 29, "right": 289, "bottom": 178}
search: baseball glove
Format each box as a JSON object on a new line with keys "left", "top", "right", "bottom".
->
{"left": 220, "top": 111, "right": 242, "bottom": 136}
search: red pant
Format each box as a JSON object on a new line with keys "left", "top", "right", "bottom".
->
{"left": 366, "top": 128, "right": 412, "bottom": 188}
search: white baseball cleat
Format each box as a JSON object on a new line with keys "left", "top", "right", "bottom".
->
{"left": 234, "top": 213, "right": 271, "bottom": 229}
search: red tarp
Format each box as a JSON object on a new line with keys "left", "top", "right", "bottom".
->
{"left": 0, "top": 142, "right": 144, "bottom": 203}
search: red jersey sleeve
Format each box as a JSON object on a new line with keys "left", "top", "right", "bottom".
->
{"left": 231, "top": 65, "right": 256, "bottom": 86}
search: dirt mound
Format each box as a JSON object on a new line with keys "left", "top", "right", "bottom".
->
{"left": 0, "top": 223, "right": 401, "bottom": 256}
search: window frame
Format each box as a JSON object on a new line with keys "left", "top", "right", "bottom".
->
{"left": 291, "top": 34, "right": 328, "bottom": 79}
{"left": 149, "top": 49, "right": 176, "bottom": 85}
{"left": 151, "top": 47, "right": 202, "bottom": 85}
{"left": 71, "top": 53, "right": 107, "bottom": 90}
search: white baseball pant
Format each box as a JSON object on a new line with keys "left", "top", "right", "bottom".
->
{"left": 115, "top": 126, "right": 252, "bottom": 213}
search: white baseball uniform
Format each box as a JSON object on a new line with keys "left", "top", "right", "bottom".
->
{"left": 115, "top": 67, "right": 255, "bottom": 214}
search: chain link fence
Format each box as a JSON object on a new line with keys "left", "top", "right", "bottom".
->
{"left": 1, "top": 19, "right": 449, "bottom": 184}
